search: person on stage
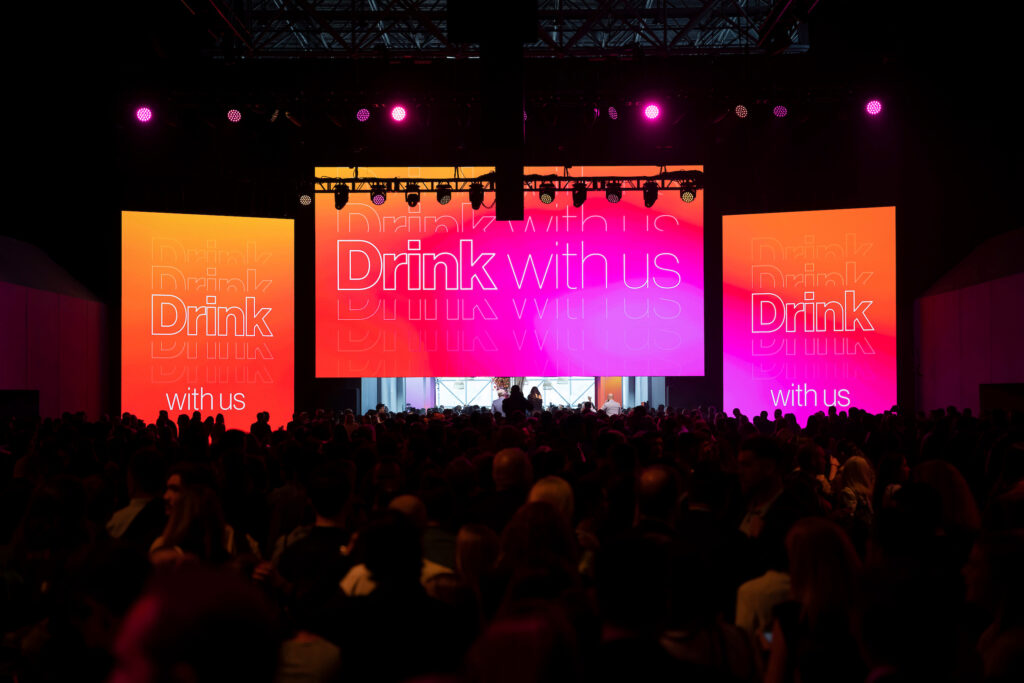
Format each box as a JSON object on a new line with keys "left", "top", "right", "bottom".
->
{"left": 502, "top": 385, "right": 533, "bottom": 416}
{"left": 528, "top": 386, "right": 544, "bottom": 413}
{"left": 601, "top": 393, "right": 622, "bottom": 415}
{"left": 492, "top": 389, "right": 507, "bottom": 416}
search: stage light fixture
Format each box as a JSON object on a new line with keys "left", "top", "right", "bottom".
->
{"left": 469, "top": 183, "right": 485, "bottom": 210}
{"left": 334, "top": 183, "right": 349, "bottom": 210}
{"left": 227, "top": 109, "right": 242, "bottom": 123}
{"left": 356, "top": 108, "right": 370, "bottom": 122}
{"left": 643, "top": 181, "right": 659, "bottom": 208}
{"left": 606, "top": 182, "right": 622, "bottom": 204}
{"left": 773, "top": 105, "right": 788, "bottom": 118}
{"left": 136, "top": 106, "right": 153, "bottom": 123}
{"left": 608, "top": 106, "right": 618, "bottom": 120}
{"left": 644, "top": 103, "right": 661, "bottom": 120}
{"left": 539, "top": 182, "right": 556, "bottom": 204}
{"left": 391, "top": 105, "right": 407, "bottom": 122}
{"left": 572, "top": 181, "right": 587, "bottom": 207}
{"left": 735, "top": 105, "right": 748, "bottom": 119}
{"left": 436, "top": 183, "right": 452, "bottom": 205}
{"left": 405, "top": 183, "right": 421, "bottom": 207}
{"left": 866, "top": 99, "right": 883, "bottom": 116}
{"left": 679, "top": 177, "right": 699, "bottom": 203}
{"left": 299, "top": 194, "right": 312, "bottom": 206}
{"left": 370, "top": 184, "right": 387, "bottom": 205}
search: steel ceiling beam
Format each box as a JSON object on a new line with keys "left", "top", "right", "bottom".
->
{"left": 201, "top": 0, "right": 810, "bottom": 58}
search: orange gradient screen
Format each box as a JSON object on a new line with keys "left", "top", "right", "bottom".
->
{"left": 723, "top": 207, "right": 896, "bottom": 422}
{"left": 122, "top": 212, "right": 294, "bottom": 428}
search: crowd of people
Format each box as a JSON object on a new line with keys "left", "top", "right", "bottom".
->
{"left": 0, "top": 400, "right": 1021, "bottom": 682}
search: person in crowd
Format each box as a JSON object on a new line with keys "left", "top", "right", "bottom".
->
{"left": 2, "top": 402, "right": 1022, "bottom": 683}
{"left": 257, "top": 460, "right": 353, "bottom": 599}
{"left": 250, "top": 411, "right": 272, "bottom": 444}
{"left": 109, "top": 567, "right": 279, "bottom": 683}
{"left": 737, "top": 435, "right": 787, "bottom": 538}
{"left": 455, "top": 523, "right": 500, "bottom": 600}
{"left": 735, "top": 541, "right": 791, "bottom": 642}
{"left": 835, "top": 455, "right": 875, "bottom": 521}
{"left": 150, "top": 485, "right": 234, "bottom": 566}
{"left": 765, "top": 517, "right": 864, "bottom": 683}
{"left": 334, "top": 511, "right": 471, "bottom": 682}
{"left": 470, "top": 447, "right": 534, "bottom": 532}
{"left": 963, "top": 530, "right": 1024, "bottom": 679}
{"left": 340, "top": 494, "right": 453, "bottom": 595}
{"left": 106, "top": 448, "right": 166, "bottom": 548}
{"left": 833, "top": 454, "right": 876, "bottom": 553}
{"left": 528, "top": 475, "right": 575, "bottom": 526}
{"left": 873, "top": 451, "right": 909, "bottom": 511}
{"left": 634, "top": 465, "right": 682, "bottom": 539}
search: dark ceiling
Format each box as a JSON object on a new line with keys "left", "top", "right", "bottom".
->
{"left": 7, "top": 0, "right": 1017, "bottom": 306}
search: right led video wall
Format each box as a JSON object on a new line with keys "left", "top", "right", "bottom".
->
{"left": 723, "top": 207, "right": 897, "bottom": 422}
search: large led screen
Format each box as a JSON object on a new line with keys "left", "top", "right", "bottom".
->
{"left": 316, "top": 166, "right": 704, "bottom": 377}
{"left": 723, "top": 207, "right": 896, "bottom": 422}
{"left": 122, "top": 212, "right": 294, "bottom": 428}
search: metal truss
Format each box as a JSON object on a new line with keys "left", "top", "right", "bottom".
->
{"left": 200, "top": 1, "right": 811, "bottom": 59}
{"left": 313, "top": 168, "right": 704, "bottom": 194}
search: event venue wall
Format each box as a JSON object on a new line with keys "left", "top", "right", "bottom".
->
{"left": 0, "top": 238, "right": 108, "bottom": 418}
{"left": 915, "top": 229, "right": 1024, "bottom": 413}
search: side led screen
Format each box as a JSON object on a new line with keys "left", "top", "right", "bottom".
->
{"left": 315, "top": 166, "right": 704, "bottom": 377}
{"left": 723, "top": 207, "right": 896, "bottom": 422}
{"left": 122, "top": 211, "right": 294, "bottom": 428}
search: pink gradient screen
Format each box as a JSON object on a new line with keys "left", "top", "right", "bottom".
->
{"left": 723, "top": 207, "right": 896, "bottom": 422}
{"left": 316, "top": 166, "right": 704, "bottom": 377}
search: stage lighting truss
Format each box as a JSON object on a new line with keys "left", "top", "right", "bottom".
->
{"left": 312, "top": 169, "right": 704, "bottom": 208}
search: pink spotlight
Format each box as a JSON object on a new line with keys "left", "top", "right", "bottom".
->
{"left": 227, "top": 109, "right": 242, "bottom": 123}
{"left": 608, "top": 106, "right": 618, "bottom": 120}
{"left": 735, "top": 105, "right": 748, "bottom": 119}
{"left": 135, "top": 106, "right": 153, "bottom": 123}
{"left": 866, "top": 99, "right": 883, "bottom": 116}
{"left": 390, "top": 105, "right": 407, "bottom": 122}
{"left": 643, "top": 103, "right": 660, "bottom": 120}
{"left": 773, "top": 105, "right": 788, "bottom": 118}
{"left": 356, "top": 108, "right": 370, "bottom": 122}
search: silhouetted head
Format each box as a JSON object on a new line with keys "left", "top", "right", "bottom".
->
{"left": 528, "top": 476, "right": 575, "bottom": 524}
{"left": 359, "top": 510, "right": 423, "bottom": 589}
{"left": 786, "top": 517, "right": 861, "bottom": 625}
{"left": 493, "top": 448, "right": 533, "bottom": 491}
{"left": 636, "top": 465, "right": 681, "bottom": 525}
{"left": 389, "top": 494, "right": 428, "bottom": 531}
{"left": 737, "top": 435, "right": 786, "bottom": 497}
{"left": 111, "top": 567, "right": 278, "bottom": 683}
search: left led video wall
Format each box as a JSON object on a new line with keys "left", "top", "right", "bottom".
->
{"left": 122, "top": 211, "right": 294, "bottom": 428}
